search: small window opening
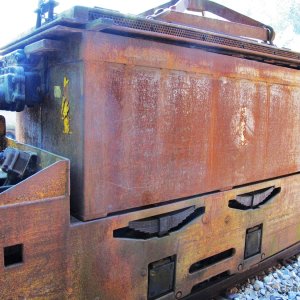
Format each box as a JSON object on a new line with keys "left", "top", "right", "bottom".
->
{"left": 4, "top": 243, "right": 23, "bottom": 267}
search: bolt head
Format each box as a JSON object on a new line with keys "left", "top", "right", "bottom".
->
{"left": 176, "top": 291, "right": 182, "bottom": 299}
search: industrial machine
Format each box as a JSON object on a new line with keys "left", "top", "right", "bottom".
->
{"left": 0, "top": 0, "right": 300, "bottom": 299}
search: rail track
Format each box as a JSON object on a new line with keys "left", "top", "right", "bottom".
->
{"left": 185, "top": 245, "right": 300, "bottom": 299}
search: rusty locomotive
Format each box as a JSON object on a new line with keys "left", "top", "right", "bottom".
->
{"left": 0, "top": 0, "right": 300, "bottom": 299}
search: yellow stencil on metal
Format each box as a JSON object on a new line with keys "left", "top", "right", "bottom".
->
{"left": 61, "top": 76, "right": 71, "bottom": 134}
{"left": 64, "top": 77, "right": 69, "bottom": 88}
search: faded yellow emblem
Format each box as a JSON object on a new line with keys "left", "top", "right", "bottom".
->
{"left": 61, "top": 77, "right": 71, "bottom": 134}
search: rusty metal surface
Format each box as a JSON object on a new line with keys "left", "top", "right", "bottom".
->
{"left": 84, "top": 8, "right": 293, "bottom": 63}
{"left": 170, "top": 0, "right": 273, "bottom": 33}
{"left": 0, "top": 160, "right": 68, "bottom": 205}
{"left": 0, "top": 6, "right": 299, "bottom": 66}
{"left": 0, "top": 25, "right": 83, "bottom": 55}
{"left": 16, "top": 57, "right": 84, "bottom": 216}
{"left": 0, "top": 168, "right": 300, "bottom": 299}
{"left": 15, "top": 29, "right": 300, "bottom": 220}
{"left": 64, "top": 173, "right": 300, "bottom": 300}
{"left": 151, "top": 0, "right": 273, "bottom": 42}
{"left": 0, "top": 140, "right": 69, "bottom": 205}
{"left": 1, "top": 4, "right": 300, "bottom": 299}
{"left": 80, "top": 32, "right": 300, "bottom": 219}
{"left": 184, "top": 241, "right": 300, "bottom": 300}
{"left": 0, "top": 141, "right": 70, "bottom": 299}
{"left": 151, "top": 11, "right": 269, "bottom": 41}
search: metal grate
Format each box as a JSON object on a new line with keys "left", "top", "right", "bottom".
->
{"left": 88, "top": 11, "right": 300, "bottom": 63}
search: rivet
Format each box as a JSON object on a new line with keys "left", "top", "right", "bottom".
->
{"left": 141, "top": 269, "right": 147, "bottom": 277}
{"left": 224, "top": 215, "right": 230, "bottom": 224}
{"left": 202, "top": 215, "right": 209, "bottom": 224}
{"left": 238, "top": 263, "right": 243, "bottom": 271}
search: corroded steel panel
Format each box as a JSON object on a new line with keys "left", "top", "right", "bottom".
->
{"left": 152, "top": 11, "right": 269, "bottom": 41}
{"left": 212, "top": 78, "right": 268, "bottom": 188}
{"left": 266, "top": 85, "right": 300, "bottom": 176}
{"left": 1, "top": 170, "right": 300, "bottom": 299}
{"left": 0, "top": 142, "right": 69, "bottom": 299}
{"left": 79, "top": 32, "right": 300, "bottom": 219}
{"left": 2, "top": 4, "right": 300, "bottom": 299}
{"left": 16, "top": 31, "right": 300, "bottom": 220}
{"left": 65, "top": 173, "right": 300, "bottom": 300}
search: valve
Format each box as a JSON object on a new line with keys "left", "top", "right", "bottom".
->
{"left": 0, "top": 50, "right": 42, "bottom": 112}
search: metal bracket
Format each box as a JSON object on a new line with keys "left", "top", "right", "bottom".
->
{"left": 24, "top": 39, "right": 64, "bottom": 56}
{"left": 147, "top": 0, "right": 275, "bottom": 44}
{"left": 35, "top": 0, "right": 59, "bottom": 28}
{"left": 0, "top": 50, "right": 42, "bottom": 112}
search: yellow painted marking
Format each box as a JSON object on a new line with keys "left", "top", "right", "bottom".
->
{"left": 64, "top": 77, "right": 69, "bottom": 88}
{"left": 61, "top": 76, "right": 71, "bottom": 134}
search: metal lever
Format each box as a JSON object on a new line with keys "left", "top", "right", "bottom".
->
{"left": 0, "top": 50, "right": 42, "bottom": 112}
{"left": 148, "top": 0, "right": 275, "bottom": 44}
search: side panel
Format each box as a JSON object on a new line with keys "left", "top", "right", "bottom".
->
{"left": 16, "top": 32, "right": 300, "bottom": 220}
{"left": 17, "top": 52, "right": 85, "bottom": 217}
{"left": 67, "top": 173, "right": 300, "bottom": 300}
{"left": 82, "top": 32, "right": 300, "bottom": 219}
{"left": 0, "top": 198, "right": 69, "bottom": 299}
{"left": 0, "top": 146, "right": 69, "bottom": 299}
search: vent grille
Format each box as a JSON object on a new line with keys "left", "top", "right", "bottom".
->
{"left": 88, "top": 11, "right": 300, "bottom": 64}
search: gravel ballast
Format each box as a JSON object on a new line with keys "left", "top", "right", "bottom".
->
{"left": 213, "top": 255, "right": 300, "bottom": 300}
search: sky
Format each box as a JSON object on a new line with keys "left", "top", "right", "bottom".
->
{"left": 0, "top": 0, "right": 299, "bottom": 50}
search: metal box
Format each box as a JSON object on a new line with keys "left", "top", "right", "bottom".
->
{"left": 3, "top": 6, "right": 298, "bottom": 221}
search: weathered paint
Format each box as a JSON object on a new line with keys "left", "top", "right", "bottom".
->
{"left": 61, "top": 77, "right": 71, "bottom": 134}
{"left": 0, "top": 151, "right": 300, "bottom": 299}
{"left": 16, "top": 30, "right": 300, "bottom": 220}
{"left": 2, "top": 6, "right": 300, "bottom": 299}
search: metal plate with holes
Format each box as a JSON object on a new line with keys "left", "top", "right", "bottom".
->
{"left": 84, "top": 7, "right": 300, "bottom": 65}
{"left": 2, "top": 6, "right": 300, "bottom": 67}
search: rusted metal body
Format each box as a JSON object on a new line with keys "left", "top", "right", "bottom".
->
{"left": 149, "top": 0, "right": 274, "bottom": 43}
{"left": 0, "top": 139, "right": 70, "bottom": 298}
{"left": 10, "top": 8, "right": 300, "bottom": 221}
{"left": 151, "top": 11, "right": 269, "bottom": 41}
{"left": 1, "top": 164, "right": 300, "bottom": 299}
{"left": 0, "top": 1, "right": 300, "bottom": 299}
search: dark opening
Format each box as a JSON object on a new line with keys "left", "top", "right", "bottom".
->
{"left": 228, "top": 187, "right": 281, "bottom": 210}
{"left": 113, "top": 206, "right": 205, "bottom": 240}
{"left": 148, "top": 255, "right": 176, "bottom": 300}
{"left": 191, "top": 271, "right": 231, "bottom": 293}
{"left": 4, "top": 244, "right": 23, "bottom": 267}
{"left": 189, "top": 248, "right": 235, "bottom": 273}
{"left": 244, "top": 224, "right": 263, "bottom": 259}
